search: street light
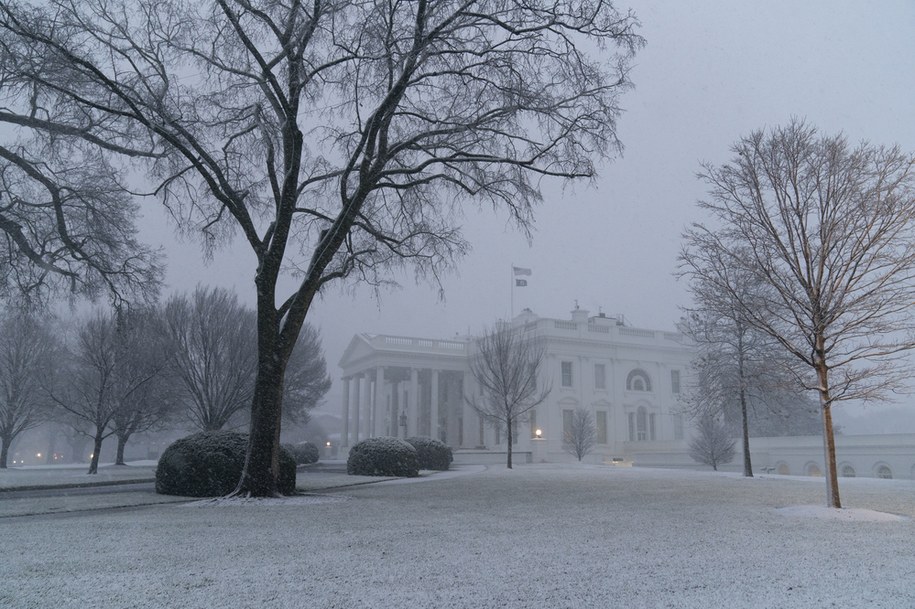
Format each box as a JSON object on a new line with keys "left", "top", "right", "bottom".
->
{"left": 534, "top": 429, "right": 543, "bottom": 439}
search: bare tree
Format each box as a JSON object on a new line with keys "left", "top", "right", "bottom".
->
{"left": 0, "top": 1, "right": 642, "bottom": 495}
{"left": 110, "top": 309, "right": 176, "bottom": 465}
{"left": 689, "top": 120, "right": 915, "bottom": 507}
{"left": 0, "top": 308, "right": 58, "bottom": 467}
{"left": 282, "top": 323, "right": 332, "bottom": 427}
{"left": 163, "top": 286, "right": 258, "bottom": 431}
{"left": 468, "top": 325, "right": 551, "bottom": 469}
{"left": 164, "top": 286, "right": 330, "bottom": 431}
{"left": 49, "top": 309, "right": 167, "bottom": 474}
{"left": 563, "top": 408, "right": 596, "bottom": 462}
{"left": 688, "top": 414, "right": 736, "bottom": 471}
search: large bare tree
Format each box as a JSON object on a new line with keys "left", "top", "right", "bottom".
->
{"left": 688, "top": 120, "right": 915, "bottom": 507}
{"left": 0, "top": 0, "right": 642, "bottom": 495}
{"left": 0, "top": 308, "right": 58, "bottom": 468}
{"left": 468, "top": 324, "right": 551, "bottom": 468}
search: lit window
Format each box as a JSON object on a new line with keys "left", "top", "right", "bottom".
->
{"left": 561, "top": 361, "right": 573, "bottom": 387}
{"left": 594, "top": 364, "right": 606, "bottom": 390}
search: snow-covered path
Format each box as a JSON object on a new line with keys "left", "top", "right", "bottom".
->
{"left": 2, "top": 464, "right": 913, "bottom": 608}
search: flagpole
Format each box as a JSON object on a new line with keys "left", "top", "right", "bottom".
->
{"left": 510, "top": 263, "right": 514, "bottom": 320}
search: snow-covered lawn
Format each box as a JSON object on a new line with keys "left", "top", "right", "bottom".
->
{"left": 2, "top": 464, "right": 913, "bottom": 608}
{"left": 0, "top": 461, "right": 157, "bottom": 490}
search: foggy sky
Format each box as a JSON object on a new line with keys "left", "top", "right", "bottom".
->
{"left": 136, "top": 1, "right": 915, "bottom": 414}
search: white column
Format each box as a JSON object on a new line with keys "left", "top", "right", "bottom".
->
{"left": 374, "top": 367, "right": 385, "bottom": 437}
{"left": 409, "top": 368, "right": 419, "bottom": 438}
{"left": 461, "top": 372, "right": 477, "bottom": 448}
{"left": 353, "top": 374, "right": 362, "bottom": 443}
{"left": 430, "top": 369, "right": 440, "bottom": 442}
{"left": 341, "top": 376, "right": 350, "bottom": 447}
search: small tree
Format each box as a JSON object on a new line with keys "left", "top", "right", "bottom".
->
{"left": 688, "top": 415, "right": 736, "bottom": 471}
{"left": 563, "top": 408, "right": 596, "bottom": 462}
{"left": 468, "top": 325, "right": 551, "bottom": 469}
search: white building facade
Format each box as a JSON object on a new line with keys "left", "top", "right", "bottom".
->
{"left": 338, "top": 308, "right": 694, "bottom": 463}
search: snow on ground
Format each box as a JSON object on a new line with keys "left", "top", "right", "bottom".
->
{"left": 2, "top": 464, "right": 914, "bottom": 609}
{"left": 0, "top": 462, "right": 157, "bottom": 489}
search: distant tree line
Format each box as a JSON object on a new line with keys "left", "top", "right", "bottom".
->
{"left": 0, "top": 286, "right": 331, "bottom": 472}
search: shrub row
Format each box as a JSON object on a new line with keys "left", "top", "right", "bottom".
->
{"left": 346, "top": 436, "right": 452, "bottom": 477}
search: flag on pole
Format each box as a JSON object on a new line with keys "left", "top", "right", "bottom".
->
{"left": 515, "top": 279, "right": 528, "bottom": 287}
{"left": 513, "top": 266, "right": 532, "bottom": 276}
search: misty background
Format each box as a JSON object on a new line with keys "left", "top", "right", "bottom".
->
{"left": 132, "top": 1, "right": 915, "bottom": 433}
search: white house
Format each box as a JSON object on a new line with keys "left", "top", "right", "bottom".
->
{"left": 337, "top": 307, "right": 693, "bottom": 463}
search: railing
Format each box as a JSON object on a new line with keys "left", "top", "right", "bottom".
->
{"left": 380, "top": 335, "right": 467, "bottom": 352}
{"left": 619, "top": 327, "right": 655, "bottom": 339}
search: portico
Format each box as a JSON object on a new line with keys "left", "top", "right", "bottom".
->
{"left": 338, "top": 334, "right": 479, "bottom": 448}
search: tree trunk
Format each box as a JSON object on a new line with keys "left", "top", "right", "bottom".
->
{"left": 0, "top": 436, "right": 9, "bottom": 468}
{"left": 87, "top": 433, "right": 104, "bottom": 475}
{"left": 739, "top": 387, "right": 753, "bottom": 477}
{"left": 736, "top": 329, "right": 753, "bottom": 477}
{"left": 115, "top": 434, "right": 128, "bottom": 466}
{"left": 816, "top": 357, "right": 841, "bottom": 508}
{"left": 506, "top": 417, "right": 513, "bottom": 469}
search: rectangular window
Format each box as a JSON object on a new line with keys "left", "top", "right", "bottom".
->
{"left": 673, "top": 414, "right": 684, "bottom": 441}
{"left": 561, "top": 361, "right": 573, "bottom": 387}
{"left": 596, "top": 411, "right": 608, "bottom": 444}
{"left": 671, "top": 369, "right": 681, "bottom": 394}
{"left": 628, "top": 412, "right": 635, "bottom": 442}
{"left": 562, "top": 409, "right": 574, "bottom": 442}
{"left": 649, "top": 413, "right": 656, "bottom": 441}
{"left": 529, "top": 410, "right": 537, "bottom": 438}
{"left": 512, "top": 419, "right": 519, "bottom": 445}
{"left": 594, "top": 363, "right": 606, "bottom": 390}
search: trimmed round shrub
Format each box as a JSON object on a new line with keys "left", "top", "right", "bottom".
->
{"left": 347, "top": 437, "right": 419, "bottom": 477}
{"left": 156, "top": 431, "right": 296, "bottom": 497}
{"left": 284, "top": 441, "right": 320, "bottom": 465}
{"left": 405, "top": 437, "right": 453, "bottom": 471}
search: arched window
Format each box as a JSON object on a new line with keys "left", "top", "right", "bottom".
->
{"left": 806, "top": 463, "right": 822, "bottom": 477}
{"left": 776, "top": 463, "right": 790, "bottom": 475}
{"left": 627, "top": 369, "right": 652, "bottom": 392}
{"left": 840, "top": 465, "right": 856, "bottom": 478}
{"left": 876, "top": 464, "right": 893, "bottom": 479}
